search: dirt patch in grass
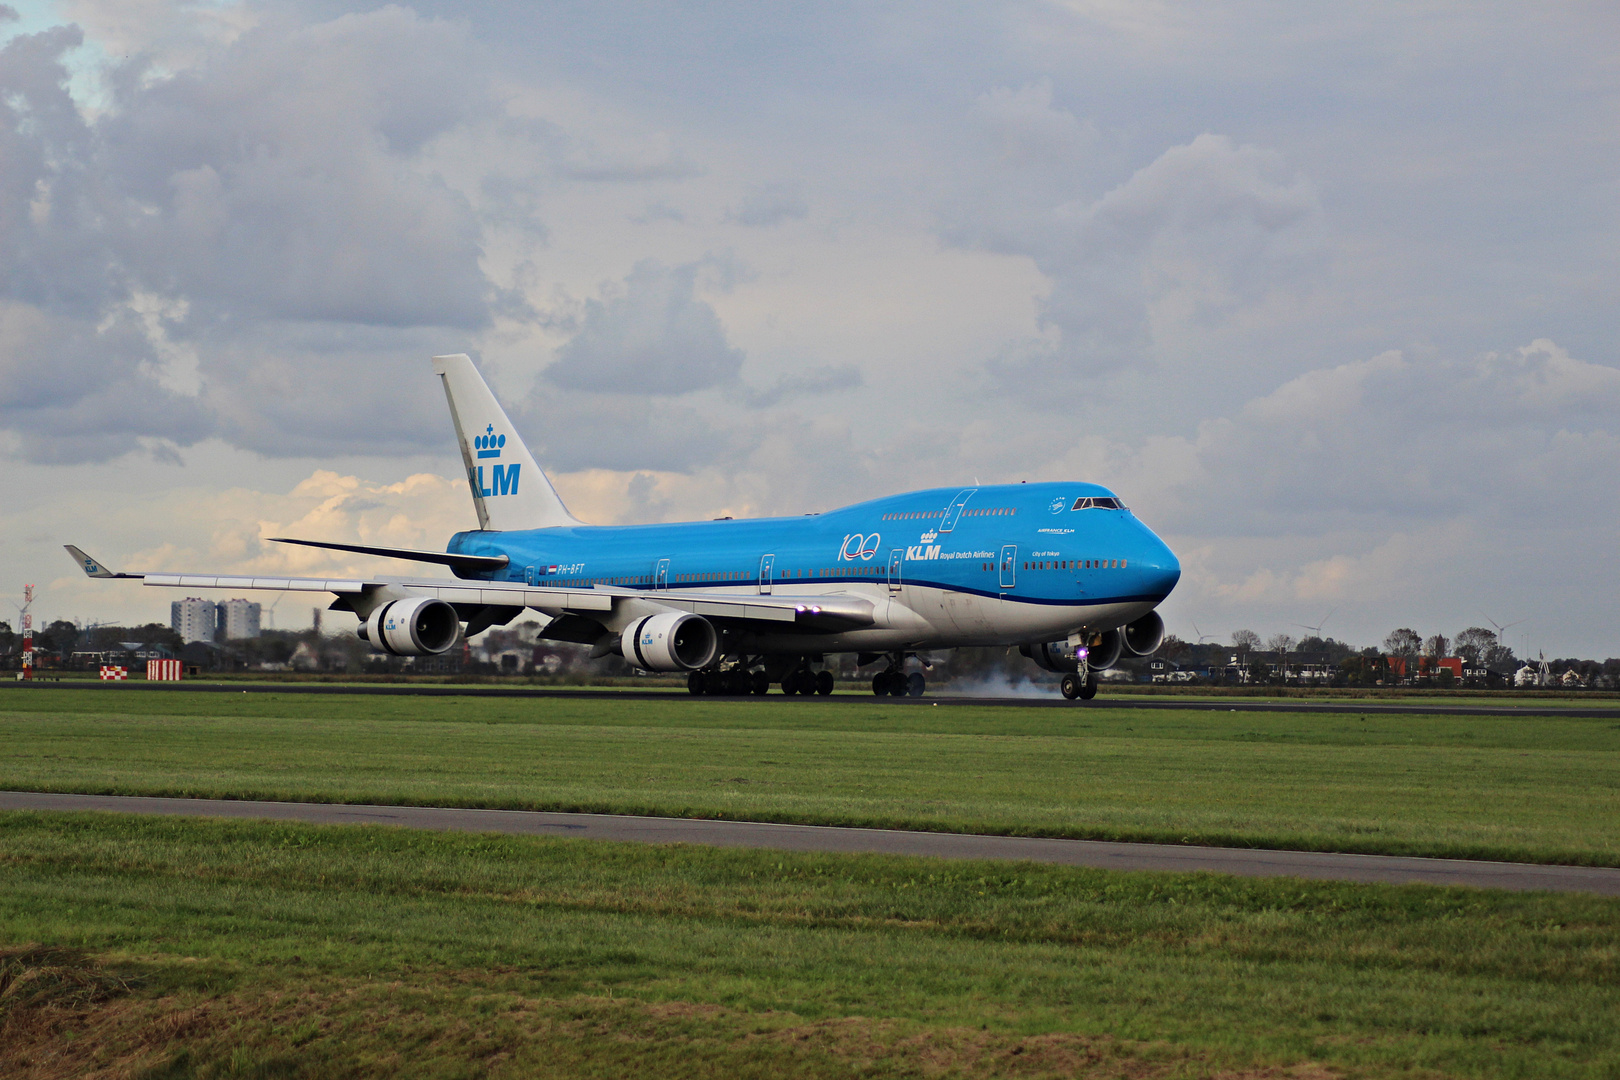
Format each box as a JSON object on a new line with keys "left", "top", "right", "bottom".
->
{"left": 0, "top": 964, "right": 1352, "bottom": 1080}
{"left": 0, "top": 944, "right": 137, "bottom": 1018}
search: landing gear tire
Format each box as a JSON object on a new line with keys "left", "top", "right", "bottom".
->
{"left": 1061, "top": 672, "right": 1100, "bottom": 700}
{"left": 816, "top": 670, "right": 834, "bottom": 696}
{"left": 729, "top": 669, "right": 752, "bottom": 695}
{"left": 784, "top": 669, "right": 816, "bottom": 696}
{"left": 688, "top": 671, "right": 707, "bottom": 696}
{"left": 905, "top": 672, "right": 926, "bottom": 698}
{"left": 872, "top": 672, "right": 903, "bottom": 697}
{"left": 752, "top": 670, "right": 770, "bottom": 696}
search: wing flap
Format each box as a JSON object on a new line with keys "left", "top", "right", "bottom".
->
{"left": 596, "top": 587, "right": 875, "bottom": 626}
{"left": 143, "top": 574, "right": 369, "bottom": 594}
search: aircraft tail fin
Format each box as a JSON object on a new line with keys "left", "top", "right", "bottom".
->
{"left": 431, "top": 354, "right": 581, "bottom": 531}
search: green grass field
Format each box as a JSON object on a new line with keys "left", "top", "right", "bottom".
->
{"left": 2, "top": 812, "right": 1618, "bottom": 1079}
{"left": 1, "top": 687, "right": 1617, "bottom": 865}
{"left": 3, "top": 687, "right": 1619, "bottom": 1077}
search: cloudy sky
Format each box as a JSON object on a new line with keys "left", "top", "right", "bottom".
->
{"left": 2, "top": 1, "right": 1616, "bottom": 657}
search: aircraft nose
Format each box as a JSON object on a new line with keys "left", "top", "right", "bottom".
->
{"left": 1134, "top": 529, "right": 1181, "bottom": 600}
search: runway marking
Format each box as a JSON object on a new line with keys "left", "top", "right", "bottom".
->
{"left": 4, "top": 791, "right": 1616, "bottom": 896}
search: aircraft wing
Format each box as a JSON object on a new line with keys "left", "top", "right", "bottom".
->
{"left": 65, "top": 547, "right": 875, "bottom": 629}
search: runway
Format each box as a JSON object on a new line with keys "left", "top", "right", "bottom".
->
{"left": 5, "top": 790, "right": 1617, "bottom": 896}
{"left": 6, "top": 680, "right": 1619, "bottom": 717}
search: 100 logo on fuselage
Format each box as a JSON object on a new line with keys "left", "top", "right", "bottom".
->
{"left": 839, "top": 534, "right": 881, "bottom": 561}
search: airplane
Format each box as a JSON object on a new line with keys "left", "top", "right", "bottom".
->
{"left": 67, "top": 354, "right": 1180, "bottom": 700}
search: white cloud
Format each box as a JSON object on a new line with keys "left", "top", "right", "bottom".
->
{"left": 544, "top": 259, "right": 745, "bottom": 395}
{"left": 727, "top": 182, "right": 809, "bottom": 228}
{"left": 956, "top": 130, "right": 1326, "bottom": 377}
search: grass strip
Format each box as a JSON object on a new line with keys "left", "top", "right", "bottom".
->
{"left": 2, "top": 689, "right": 1617, "bottom": 866}
{"left": 3, "top": 811, "right": 1620, "bottom": 1078}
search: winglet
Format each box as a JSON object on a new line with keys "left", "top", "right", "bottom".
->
{"left": 64, "top": 545, "right": 141, "bottom": 579}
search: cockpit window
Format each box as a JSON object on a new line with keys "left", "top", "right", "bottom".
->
{"left": 1071, "top": 496, "right": 1125, "bottom": 510}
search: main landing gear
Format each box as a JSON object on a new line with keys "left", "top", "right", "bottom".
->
{"left": 781, "top": 667, "right": 833, "bottom": 697}
{"left": 687, "top": 667, "right": 769, "bottom": 696}
{"left": 870, "top": 654, "right": 925, "bottom": 698}
{"left": 1060, "top": 672, "right": 1098, "bottom": 700}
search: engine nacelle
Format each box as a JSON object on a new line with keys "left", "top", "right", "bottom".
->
{"left": 357, "top": 597, "right": 460, "bottom": 656}
{"left": 620, "top": 612, "right": 719, "bottom": 672}
{"left": 1021, "top": 641, "right": 1077, "bottom": 673}
{"left": 1088, "top": 629, "right": 1123, "bottom": 670}
{"left": 1122, "top": 611, "right": 1165, "bottom": 656}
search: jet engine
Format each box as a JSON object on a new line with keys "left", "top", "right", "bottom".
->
{"left": 1021, "top": 641, "right": 1078, "bottom": 673}
{"left": 1088, "top": 629, "right": 1123, "bottom": 669}
{"left": 1022, "top": 629, "right": 1123, "bottom": 672}
{"left": 620, "top": 612, "right": 719, "bottom": 672}
{"left": 1121, "top": 611, "right": 1165, "bottom": 656}
{"left": 357, "top": 597, "right": 460, "bottom": 656}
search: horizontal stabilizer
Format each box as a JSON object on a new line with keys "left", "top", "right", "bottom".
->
{"left": 63, "top": 546, "right": 142, "bottom": 579}
{"left": 268, "top": 537, "right": 509, "bottom": 573}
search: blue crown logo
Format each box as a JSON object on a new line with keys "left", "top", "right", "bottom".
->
{"left": 475, "top": 423, "right": 506, "bottom": 459}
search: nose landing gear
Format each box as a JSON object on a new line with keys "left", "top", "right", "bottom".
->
{"left": 1060, "top": 671, "right": 1098, "bottom": 700}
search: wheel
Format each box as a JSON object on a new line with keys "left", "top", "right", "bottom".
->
{"left": 870, "top": 674, "right": 886, "bottom": 696}
{"left": 1078, "top": 673, "right": 1098, "bottom": 700}
{"left": 887, "top": 672, "right": 907, "bottom": 697}
{"left": 783, "top": 670, "right": 801, "bottom": 695}
{"left": 726, "top": 669, "right": 749, "bottom": 695}
{"left": 688, "top": 671, "right": 707, "bottom": 696}
{"left": 816, "top": 670, "right": 834, "bottom": 696}
{"left": 906, "top": 672, "right": 926, "bottom": 698}
{"left": 1060, "top": 673, "right": 1081, "bottom": 700}
{"left": 752, "top": 670, "right": 770, "bottom": 695}
{"left": 797, "top": 670, "right": 817, "bottom": 695}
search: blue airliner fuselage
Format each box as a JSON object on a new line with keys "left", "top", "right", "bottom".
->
{"left": 448, "top": 481, "right": 1179, "bottom": 653}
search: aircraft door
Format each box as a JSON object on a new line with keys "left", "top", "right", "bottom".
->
{"left": 655, "top": 558, "right": 670, "bottom": 589}
{"left": 758, "top": 553, "right": 775, "bottom": 595}
{"left": 999, "top": 545, "right": 1017, "bottom": 590}
{"left": 887, "top": 548, "right": 903, "bottom": 595}
{"left": 524, "top": 565, "right": 538, "bottom": 586}
{"left": 938, "top": 488, "right": 977, "bottom": 533}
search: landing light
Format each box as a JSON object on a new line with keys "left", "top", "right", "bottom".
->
{"left": 1077, "top": 646, "right": 1090, "bottom": 660}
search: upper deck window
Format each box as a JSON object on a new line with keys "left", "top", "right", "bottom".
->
{"left": 1072, "top": 496, "right": 1125, "bottom": 510}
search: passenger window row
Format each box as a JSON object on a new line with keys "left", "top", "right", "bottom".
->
{"left": 880, "top": 507, "right": 1016, "bottom": 520}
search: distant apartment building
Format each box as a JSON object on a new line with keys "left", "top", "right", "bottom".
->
{"left": 170, "top": 598, "right": 262, "bottom": 644}
{"left": 170, "top": 598, "right": 220, "bottom": 644}
{"left": 221, "top": 598, "right": 262, "bottom": 641}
